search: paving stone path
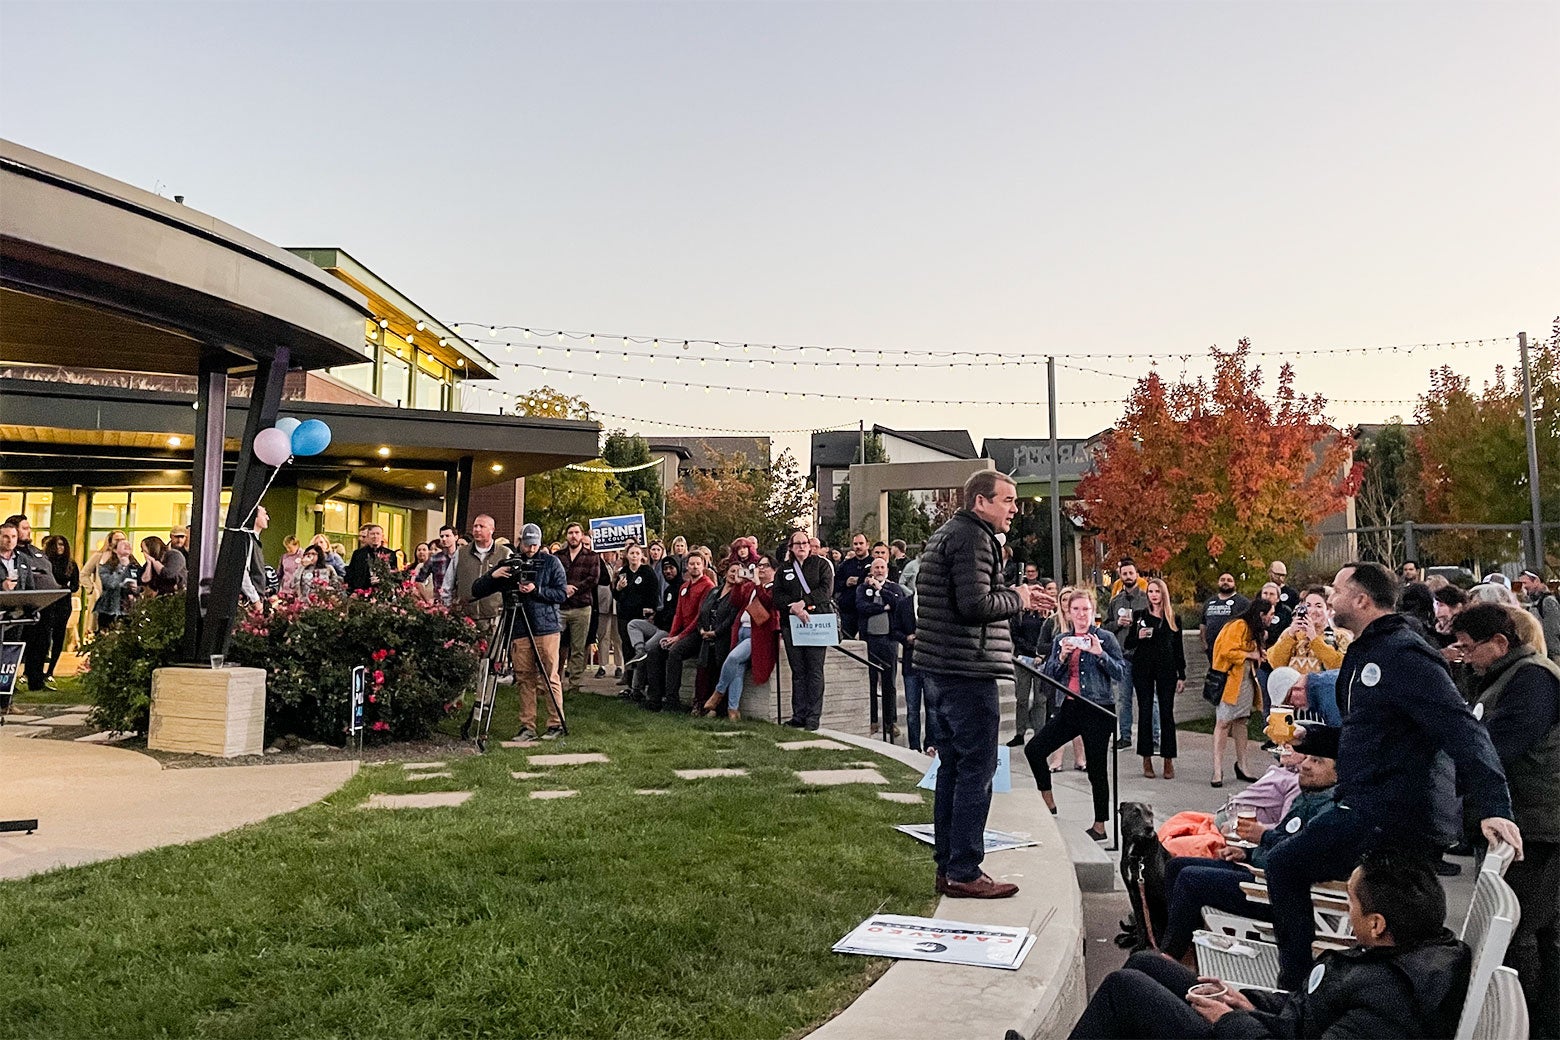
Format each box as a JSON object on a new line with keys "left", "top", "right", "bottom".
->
{"left": 634, "top": 789, "right": 671, "bottom": 796}
{"left": 510, "top": 771, "right": 547, "bottom": 779}
{"left": 527, "top": 753, "right": 610, "bottom": 766}
{"left": 795, "top": 768, "right": 889, "bottom": 786}
{"left": 406, "top": 771, "right": 454, "bottom": 780}
{"left": 674, "top": 768, "right": 748, "bottom": 780}
{"left": 878, "top": 792, "right": 923, "bottom": 804}
{"left": 529, "top": 790, "right": 579, "bottom": 800}
{"left": 776, "top": 739, "right": 852, "bottom": 751}
{"left": 362, "top": 791, "right": 473, "bottom": 810}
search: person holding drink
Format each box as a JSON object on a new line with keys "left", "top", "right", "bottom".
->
{"left": 94, "top": 537, "right": 141, "bottom": 629}
{"left": 1027, "top": 588, "right": 1126, "bottom": 841}
{"left": 1209, "top": 595, "right": 1271, "bottom": 787}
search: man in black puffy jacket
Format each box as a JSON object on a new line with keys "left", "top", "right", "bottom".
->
{"left": 915, "top": 470, "right": 1050, "bottom": 899}
{"left": 1071, "top": 851, "right": 1472, "bottom": 1039}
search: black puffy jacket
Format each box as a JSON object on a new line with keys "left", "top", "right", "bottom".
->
{"left": 1214, "top": 929, "right": 1471, "bottom": 1039}
{"left": 913, "top": 510, "right": 1024, "bottom": 679}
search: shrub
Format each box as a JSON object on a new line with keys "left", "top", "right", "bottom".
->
{"left": 229, "top": 581, "right": 483, "bottom": 745}
{"left": 82, "top": 593, "right": 188, "bottom": 734}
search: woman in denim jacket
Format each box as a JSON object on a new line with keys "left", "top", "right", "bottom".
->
{"left": 1025, "top": 588, "right": 1126, "bottom": 841}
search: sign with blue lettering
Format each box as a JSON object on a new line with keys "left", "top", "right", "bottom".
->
{"left": 789, "top": 614, "right": 840, "bottom": 646}
{"left": 589, "top": 513, "right": 646, "bottom": 551}
{"left": 349, "top": 665, "right": 366, "bottom": 736}
{"left": 0, "top": 642, "right": 23, "bottom": 708}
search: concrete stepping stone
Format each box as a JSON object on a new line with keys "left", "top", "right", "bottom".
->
{"left": 37, "top": 713, "right": 91, "bottom": 727}
{"left": 67, "top": 704, "right": 93, "bottom": 712}
{"left": 2, "top": 714, "right": 42, "bottom": 724}
{"left": 510, "top": 771, "right": 547, "bottom": 779}
{"left": 406, "top": 771, "right": 454, "bottom": 780}
{"left": 0, "top": 725, "right": 52, "bottom": 738}
{"left": 500, "top": 739, "right": 540, "bottom": 749}
{"left": 526, "top": 752, "right": 610, "bottom": 766}
{"left": 878, "top": 792, "right": 924, "bottom": 804}
{"left": 635, "top": 789, "right": 671, "bottom": 796}
{"left": 402, "top": 761, "right": 448, "bottom": 770}
{"left": 362, "top": 791, "right": 473, "bottom": 810}
{"left": 699, "top": 730, "right": 753, "bottom": 737}
{"left": 674, "top": 768, "right": 748, "bottom": 780}
{"left": 795, "top": 768, "right": 889, "bottom": 786}
{"left": 777, "top": 739, "right": 852, "bottom": 751}
{"left": 529, "top": 789, "right": 579, "bottom": 800}
{"left": 74, "top": 730, "right": 138, "bottom": 744}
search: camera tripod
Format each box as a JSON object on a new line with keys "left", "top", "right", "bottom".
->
{"left": 470, "top": 593, "right": 568, "bottom": 752}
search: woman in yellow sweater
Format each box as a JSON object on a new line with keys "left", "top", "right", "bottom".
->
{"left": 1266, "top": 586, "right": 1350, "bottom": 673}
{"left": 1208, "top": 595, "right": 1271, "bottom": 787}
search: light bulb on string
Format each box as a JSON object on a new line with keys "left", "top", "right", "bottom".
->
{"left": 523, "top": 329, "right": 531, "bottom": 339}
{"left": 415, "top": 321, "right": 425, "bottom": 332}
{"left": 488, "top": 326, "right": 496, "bottom": 337}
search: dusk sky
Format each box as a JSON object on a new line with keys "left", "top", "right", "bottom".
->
{"left": 3, "top": 1, "right": 1556, "bottom": 461}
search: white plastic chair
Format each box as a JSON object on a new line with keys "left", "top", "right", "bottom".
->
{"left": 1455, "top": 870, "right": 1522, "bottom": 1039}
{"left": 1481, "top": 840, "right": 1516, "bottom": 878}
{"left": 1469, "top": 966, "right": 1528, "bottom": 1040}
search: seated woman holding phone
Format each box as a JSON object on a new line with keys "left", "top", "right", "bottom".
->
{"left": 1025, "top": 588, "right": 1126, "bottom": 841}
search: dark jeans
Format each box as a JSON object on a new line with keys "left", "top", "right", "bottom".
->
{"left": 22, "top": 611, "right": 51, "bottom": 690}
{"left": 1504, "top": 839, "right": 1560, "bottom": 1039}
{"left": 783, "top": 636, "right": 826, "bottom": 729}
{"left": 1070, "top": 951, "right": 1214, "bottom": 1039}
{"left": 922, "top": 671, "right": 999, "bottom": 883}
{"left": 1163, "top": 856, "right": 1268, "bottom": 957}
{"left": 903, "top": 667, "right": 926, "bottom": 750}
{"left": 645, "top": 633, "right": 700, "bottom": 710}
{"left": 1134, "top": 668, "right": 1179, "bottom": 759}
{"left": 865, "top": 635, "right": 898, "bottom": 730}
{"left": 43, "top": 600, "right": 71, "bottom": 678}
{"left": 1026, "top": 696, "right": 1114, "bottom": 824}
{"left": 1267, "top": 807, "right": 1400, "bottom": 990}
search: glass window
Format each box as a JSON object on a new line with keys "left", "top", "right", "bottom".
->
{"left": 87, "top": 490, "right": 229, "bottom": 561}
{"left": 415, "top": 368, "right": 442, "bottom": 410}
{"left": 381, "top": 353, "right": 411, "bottom": 408}
{"left": 321, "top": 499, "right": 363, "bottom": 551}
{"left": 0, "top": 490, "right": 51, "bottom": 532}
{"left": 373, "top": 507, "right": 407, "bottom": 558}
{"left": 328, "top": 362, "right": 375, "bottom": 395}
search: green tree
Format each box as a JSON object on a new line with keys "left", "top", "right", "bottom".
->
{"left": 602, "top": 429, "right": 663, "bottom": 534}
{"left": 1352, "top": 420, "right": 1414, "bottom": 566}
{"left": 666, "top": 444, "right": 816, "bottom": 550}
{"left": 1410, "top": 321, "right": 1560, "bottom": 567}
{"left": 512, "top": 387, "right": 640, "bottom": 540}
{"left": 822, "top": 433, "right": 934, "bottom": 546}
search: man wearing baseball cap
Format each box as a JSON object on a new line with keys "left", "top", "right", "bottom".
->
{"left": 473, "top": 523, "right": 569, "bottom": 740}
{"left": 1519, "top": 569, "right": 1560, "bottom": 665}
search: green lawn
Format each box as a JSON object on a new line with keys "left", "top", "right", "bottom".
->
{"left": 9, "top": 673, "right": 88, "bottom": 705}
{"left": 1178, "top": 711, "right": 1267, "bottom": 740}
{"left": 0, "top": 693, "right": 939, "bottom": 1039}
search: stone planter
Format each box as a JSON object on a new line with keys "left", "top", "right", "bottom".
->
{"left": 147, "top": 666, "right": 267, "bottom": 757}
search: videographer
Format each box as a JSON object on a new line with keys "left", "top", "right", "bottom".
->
{"left": 472, "top": 523, "right": 568, "bottom": 741}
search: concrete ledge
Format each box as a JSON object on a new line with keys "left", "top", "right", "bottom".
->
{"left": 808, "top": 729, "right": 1085, "bottom": 1040}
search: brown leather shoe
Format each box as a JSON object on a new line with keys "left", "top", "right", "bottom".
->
{"left": 939, "top": 873, "right": 1019, "bottom": 899}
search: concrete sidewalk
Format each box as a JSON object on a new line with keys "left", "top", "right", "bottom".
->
{"left": 0, "top": 733, "right": 357, "bottom": 880}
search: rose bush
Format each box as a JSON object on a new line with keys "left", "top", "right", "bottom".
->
{"left": 230, "top": 580, "right": 483, "bottom": 745}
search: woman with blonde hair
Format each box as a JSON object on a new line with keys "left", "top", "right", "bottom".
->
{"left": 1123, "top": 576, "right": 1185, "bottom": 779}
{"left": 1208, "top": 594, "right": 1270, "bottom": 787}
{"left": 80, "top": 530, "right": 127, "bottom": 633}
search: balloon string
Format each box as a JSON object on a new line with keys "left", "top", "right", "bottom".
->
{"left": 239, "top": 459, "right": 289, "bottom": 529}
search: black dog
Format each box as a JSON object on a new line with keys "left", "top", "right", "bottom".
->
{"left": 1114, "top": 801, "right": 1170, "bottom": 952}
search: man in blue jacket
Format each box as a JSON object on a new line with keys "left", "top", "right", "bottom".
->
{"left": 472, "top": 523, "right": 569, "bottom": 741}
{"left": 1271, "top": 560, "right": 1522, "bottom": 990}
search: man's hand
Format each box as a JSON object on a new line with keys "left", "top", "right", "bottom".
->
{"left": 1176, "top": 679, "right": 1185, "bottom": 695}
{"left": 491, "top": 565, "right": 513, "bottom": 580}
{"left": 659, "top": 636, "right": 675, "bottom": 649}
{"left": 642, "top": 608, "right": 655, "bottom": 618}
{"left": 1187, "top": 995, "right": 1235, "bottom": 1024}
{"left": 1217, "top": 844, "right": 1248, "bottom": 863}
{"left": 517, "top": 582, "right": 537, "bottom": 595}
{"left": 846, "top": 576, "right": 859, "bottom": 587}
{"left": 790, "top": 602, "right": 810, "bottom": 623}
{"left": 1481, "top": 818, "right": 1525, "bottom": 860}
{"left": 566, "top": 584, "right": 577, "bottom": 597}
{"left": 1235, "top": 817, "right": 1269, "bottom": 843}
{"left": 1202, "top": 983, "right": 1254, "bottom": 1013}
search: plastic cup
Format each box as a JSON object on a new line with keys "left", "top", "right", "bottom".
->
{"left": 1188, "top": 982, "right": 1229, "bottom": 1001}
{"left": 210, "top": 654, "right": 225, "bottom": 670}
{"left": 1267, "top": 706, "right": 1296, "bottom": 744}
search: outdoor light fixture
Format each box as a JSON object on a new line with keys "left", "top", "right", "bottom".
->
{"left": 377, "top": 447, "right": 391, "bottom": 457}
{"left": 415, "top": 321, "right": 425, "bottom": 332}
{"left": 382, "top": 464, "right": 390, "bottom": 472}
{"left": 424, "top": 482, "right": 436, "bottom": 491}
{"left": 379, "top": 318, "right": 389, "bottom": 329}
{"left": 490, "top": 463, "right": 504, "bottom": 473}
{"left": 167, "top": 436, "right": 181, "bottom": 447}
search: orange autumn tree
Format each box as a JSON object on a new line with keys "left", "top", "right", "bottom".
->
{"left": 1074, "top": 341, "right": 1359, "bottom": 597}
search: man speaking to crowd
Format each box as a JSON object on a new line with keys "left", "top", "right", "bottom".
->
{"left": 916, "top": 471, "right": 1054, "bottom": 899}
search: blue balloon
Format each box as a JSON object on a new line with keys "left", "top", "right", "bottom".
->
{"left": 290, "top": 418, "right": 332, "bottom": 457}
{"left": 274, "top": 417, "right": 302, "bottom": 437}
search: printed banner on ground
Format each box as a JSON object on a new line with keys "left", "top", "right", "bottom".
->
{"left": 833, "top": 913, "right": 1037, "bottom": 970}
{"left": 893, "top": 823, "right": 1039, "bottom": 854}
{"left": 589, "top": 514, "right": 646, "bottom": 551}
{"left": 789, "top": 613, "right": 840, "bottom": 646}
{"left": 917, "top": 745, "right": 1011, "bottom": 793}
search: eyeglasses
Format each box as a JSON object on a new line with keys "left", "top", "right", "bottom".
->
{"left": 789, "top": 540, "right": 809, "bottom": 547}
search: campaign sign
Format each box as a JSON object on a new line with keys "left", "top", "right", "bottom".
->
{"left": 349, "top": 665, "right": 366, "bottom": 736}
{"left": 589, "top": 513, "right": 646, "bottom": 552}
{"left": 918, "top": 745, "right": 1012, "bottom": 793}
{"left": 789, "top": 613, "right": 840, "bottom": 646}
{"left": 0, "top": 641, "right": 23, "bottom": 710}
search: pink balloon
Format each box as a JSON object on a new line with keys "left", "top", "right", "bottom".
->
{"left": 253, "top": 427, "right": 293, "bottom": 467}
